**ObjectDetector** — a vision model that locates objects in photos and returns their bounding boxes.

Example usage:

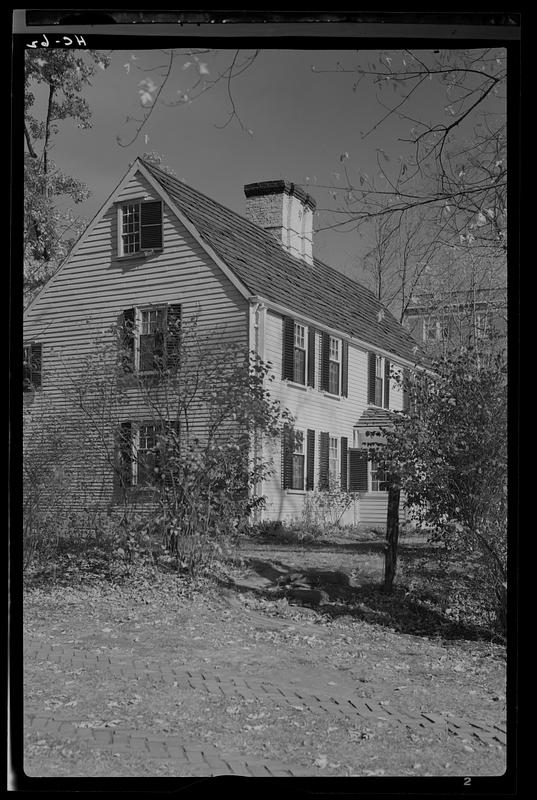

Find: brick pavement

[24,640,506,776]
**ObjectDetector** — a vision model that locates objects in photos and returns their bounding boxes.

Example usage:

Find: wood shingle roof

[142,159,423,365]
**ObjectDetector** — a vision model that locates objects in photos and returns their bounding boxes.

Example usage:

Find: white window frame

[290,429,306,490]
[329,436,339,488]
[134,305,167,373]
[370,459,389,492]
[328,336,341,395]
[374,355,385,407]
[293,322,307,385]
[117,199,162,258]
[132,423,161,487]
[423,318,447,342]
[475,312,490,339]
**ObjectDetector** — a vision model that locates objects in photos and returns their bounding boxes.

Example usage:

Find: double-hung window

[375,355,384,407]
[118,200,162,257]
[136,424,160,486]
[139,307,166,372]
[371,460,389,492]
[293,323,306,384]
[328,337,341,395]
[329,436,339,488]
[121,303,181,374]
[23,343,42,392]
[291,430,305,490]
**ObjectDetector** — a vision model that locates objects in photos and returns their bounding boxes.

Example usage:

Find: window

[328,337,340,394]
[139,307,166,372]
[329,436,339,488]
[423,318,448,342]
[375,355,384,407]
[291,430,305,490]
[121,303,181,374]
[23,343,42,392]
[119,200,162,256]
[135,424,161,486]
[293,323,306,384]
[368,352,390,409]
[371,460,389,492]
[475,313,490,339]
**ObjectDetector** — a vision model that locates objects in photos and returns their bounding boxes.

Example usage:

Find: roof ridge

[141,158,385,302]
[138,158,423,364]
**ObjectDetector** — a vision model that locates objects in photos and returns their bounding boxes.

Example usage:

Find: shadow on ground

[228,540,497,643]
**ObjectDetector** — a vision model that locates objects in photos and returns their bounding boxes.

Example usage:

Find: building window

[475,313,490,339]
[121,203,141,254]
[135,424,161,486]
[375,355,384,407]
[293,323,307,384]
[121,303,181,374]
[329,436,339,488]
[139,307,166,372]
[119,200,162,256]
[423,318,448,342]
[371,460,389,492]
[291,430,305,490]
[328,337,341,394]
[23,343,42,392]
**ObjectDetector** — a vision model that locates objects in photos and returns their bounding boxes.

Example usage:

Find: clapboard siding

[259,310,404,526]
[24,170,249,511]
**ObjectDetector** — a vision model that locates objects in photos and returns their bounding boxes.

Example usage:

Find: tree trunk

[383,478,401,593]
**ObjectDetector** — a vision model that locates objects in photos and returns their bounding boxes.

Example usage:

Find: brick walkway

[24,641,506,776]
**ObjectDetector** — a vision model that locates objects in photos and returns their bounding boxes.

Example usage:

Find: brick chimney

[244,180,316,265]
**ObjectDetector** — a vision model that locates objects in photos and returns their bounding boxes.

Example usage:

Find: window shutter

[384,359,391,409]
[307,328,316,387]
[341,340,349,397]
[367,352,376,404]
[281,428,293,490]
[348,449,368,492]
[166,303,182,369]
[121,308,136,372]
[282,317,295,381]
[402,368,410,412]
[340,436,348,491]
[118,422,133,487]
[319,431,330,490]
[306,429,315,490]
[320,332,330,392]
[140,201,163,250]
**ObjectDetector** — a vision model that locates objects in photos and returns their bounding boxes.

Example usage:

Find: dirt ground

[22,529,507,779]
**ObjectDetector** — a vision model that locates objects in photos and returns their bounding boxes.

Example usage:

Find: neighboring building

[23,158,423,526]
[403,286,507,358]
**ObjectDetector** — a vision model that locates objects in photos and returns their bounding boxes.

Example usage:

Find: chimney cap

[244,179,316,211]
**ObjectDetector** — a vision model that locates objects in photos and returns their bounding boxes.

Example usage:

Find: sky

[25,46,506,283]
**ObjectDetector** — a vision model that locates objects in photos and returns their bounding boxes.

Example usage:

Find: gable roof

[140,159,423,364]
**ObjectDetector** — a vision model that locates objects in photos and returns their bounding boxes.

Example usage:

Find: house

[403,287,507,357]
[23,157,423,527]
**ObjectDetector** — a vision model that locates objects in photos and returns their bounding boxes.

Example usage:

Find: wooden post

[383,476,401,593]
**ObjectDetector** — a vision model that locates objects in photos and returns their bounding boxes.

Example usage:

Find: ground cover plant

[23,526,506,779]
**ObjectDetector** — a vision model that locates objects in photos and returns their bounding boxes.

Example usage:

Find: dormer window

[118,200,162,257]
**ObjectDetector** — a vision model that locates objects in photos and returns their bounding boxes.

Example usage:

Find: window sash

[293,346,306,384]
[135,424,160,486]
[371,461,388,492]
[328,360,340,395]
[329,437,338,486]
[136,306,166,372]
[121,203,141,254]
[291,454,305,490]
